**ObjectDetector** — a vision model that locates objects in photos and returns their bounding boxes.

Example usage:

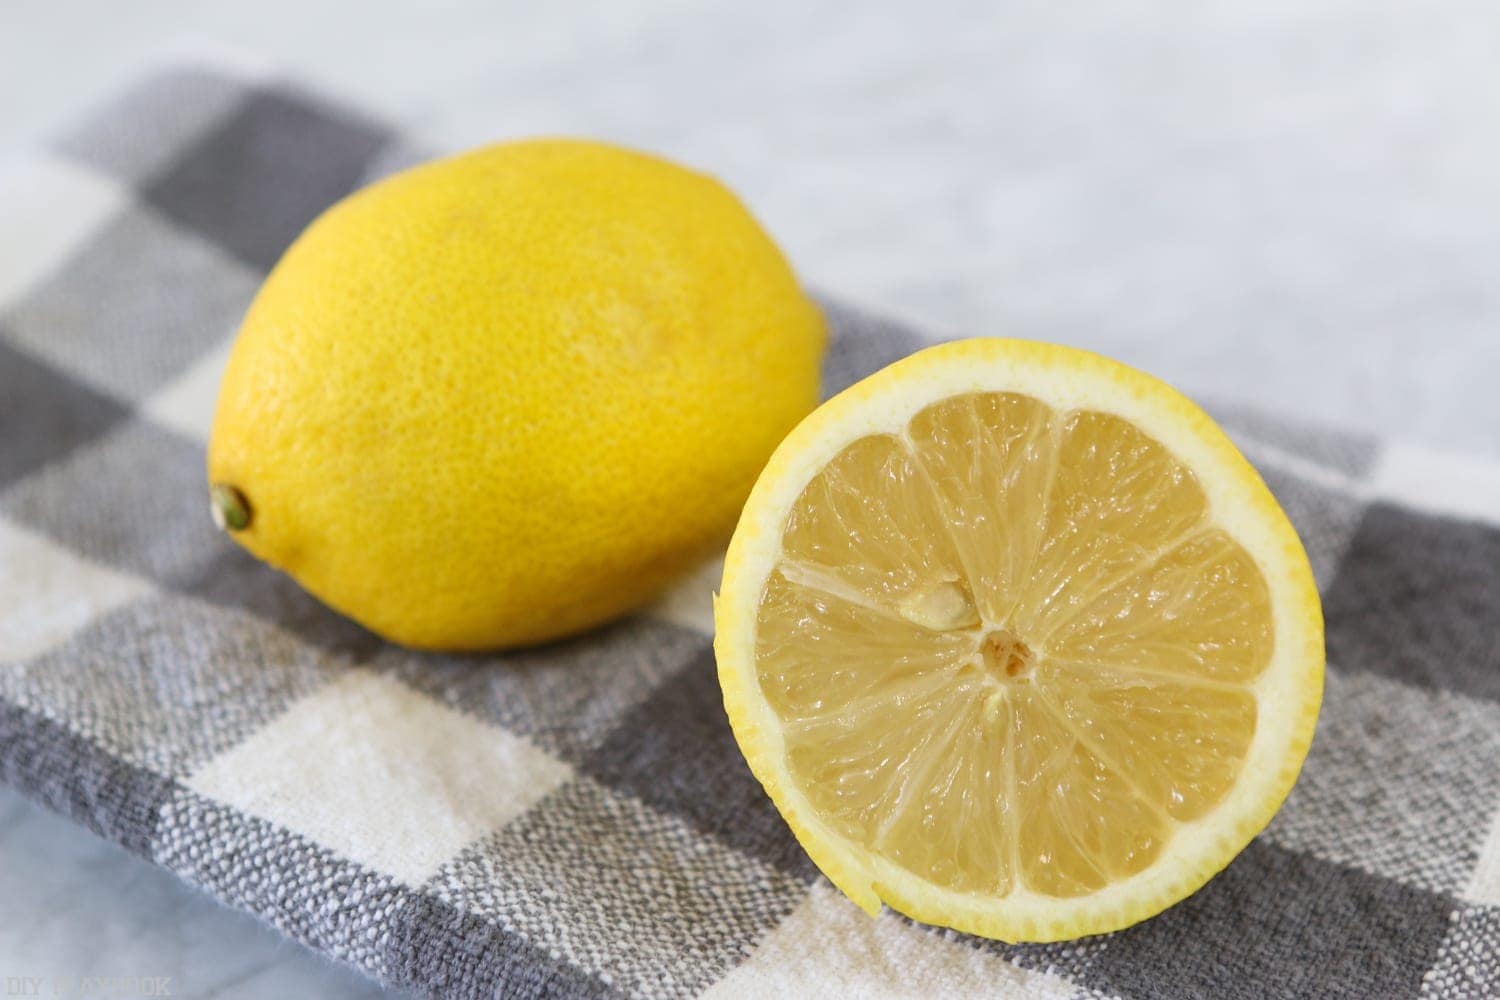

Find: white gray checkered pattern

[2,63,1499,999]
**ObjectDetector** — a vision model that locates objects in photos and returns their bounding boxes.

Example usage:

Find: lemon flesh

[715,339,1322,941]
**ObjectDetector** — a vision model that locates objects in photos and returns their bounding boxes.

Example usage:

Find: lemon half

[714,338,1323,941]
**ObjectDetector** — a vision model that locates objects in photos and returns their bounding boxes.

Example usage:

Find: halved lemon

[714,338,1323,942]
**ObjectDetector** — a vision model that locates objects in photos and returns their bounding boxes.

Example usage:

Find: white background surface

[2,1,1498,996]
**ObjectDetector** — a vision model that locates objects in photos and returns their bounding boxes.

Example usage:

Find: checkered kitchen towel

[2,64,1499,1000]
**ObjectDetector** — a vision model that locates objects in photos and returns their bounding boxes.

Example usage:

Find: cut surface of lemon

[714,338,1323,942]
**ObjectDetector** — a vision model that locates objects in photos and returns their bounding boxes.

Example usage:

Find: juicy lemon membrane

[715,339,1323,941]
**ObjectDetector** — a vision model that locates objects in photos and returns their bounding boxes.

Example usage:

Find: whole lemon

[208,139,826,650]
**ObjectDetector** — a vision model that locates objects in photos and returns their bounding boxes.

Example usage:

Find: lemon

[714,339,1323,941]
[209,139,825,650]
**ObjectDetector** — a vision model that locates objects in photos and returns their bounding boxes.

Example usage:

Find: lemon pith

[715,338,1324,942]
[208,138,825,650]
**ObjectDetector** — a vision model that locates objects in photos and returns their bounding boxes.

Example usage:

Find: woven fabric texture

[2,65,1499,999]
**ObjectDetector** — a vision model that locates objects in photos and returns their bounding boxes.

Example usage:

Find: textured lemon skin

[209,139,826,650]
[715,338,1324,942]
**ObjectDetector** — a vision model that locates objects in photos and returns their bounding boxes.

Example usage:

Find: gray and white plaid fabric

[2,64,1499,999]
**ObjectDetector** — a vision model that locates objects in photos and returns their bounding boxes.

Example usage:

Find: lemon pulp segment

[753,391,1273,900]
